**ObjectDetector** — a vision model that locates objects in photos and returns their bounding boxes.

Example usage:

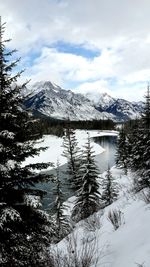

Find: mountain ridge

[24,81,143,122]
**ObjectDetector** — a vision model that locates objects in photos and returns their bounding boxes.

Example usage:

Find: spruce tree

[129,123,144,172]
[125,120,139,170]
[72,134,101,222]
[101,166,118,206]
[142,85,150,129]
[53,161,70,242]
[137,86,150,187]
[0,19,53,266]
[127,86,150,189]
[62,126,82,192]
[116,127,128,174]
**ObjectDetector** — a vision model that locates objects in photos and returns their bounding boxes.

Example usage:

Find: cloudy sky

[1,0,150,101]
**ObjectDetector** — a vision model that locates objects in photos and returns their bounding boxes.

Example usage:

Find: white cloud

[75,80,146,102]
[75,79,110,93]
[1,0,150,101]
[74,80,111,103]
[22,47,119,84]
[112,84,146,102]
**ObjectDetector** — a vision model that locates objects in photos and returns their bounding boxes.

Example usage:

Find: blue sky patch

[52,41,100,59]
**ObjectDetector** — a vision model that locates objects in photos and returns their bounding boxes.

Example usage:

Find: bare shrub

[50,232,98,267]
[84,213,102,232]
[107,209,124,230]
[131,171,149,194]
[140,188,150,204]
[135,262,145,267]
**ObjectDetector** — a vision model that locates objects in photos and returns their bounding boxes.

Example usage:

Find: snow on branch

[0,207,21,229]
[24,194,42,209]
[0,130,15,140]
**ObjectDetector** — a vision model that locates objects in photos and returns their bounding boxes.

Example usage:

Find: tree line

[116,86,150,190]
[29,116,115,138]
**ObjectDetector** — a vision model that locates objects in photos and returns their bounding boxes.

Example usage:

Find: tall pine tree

[53,160,70,242]
[0,19,53,266]
[123,86,150,189]
[72,134,101,222]
[101,166,118,206]
[62,126,82,192]
[116,126,128,174]
[137,86,150,187]
[142,85,150,129]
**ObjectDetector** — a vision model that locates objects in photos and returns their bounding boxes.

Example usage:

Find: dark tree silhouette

[0,18,53,266]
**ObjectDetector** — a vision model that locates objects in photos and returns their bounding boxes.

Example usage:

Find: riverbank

[23,129,118,211]
[23,130,118,170]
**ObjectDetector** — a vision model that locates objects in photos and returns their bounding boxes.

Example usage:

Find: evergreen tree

[62,126,82,192]
[53,161,70,242]
[0,19,53,266]
[142,85,150,129]
[137,86,150,187]
[128,123,144,172]
[101,166,118,206]
[126,86,150,189]
[125,119,139,170]
[116,127,128,174]
[72,134,101,222]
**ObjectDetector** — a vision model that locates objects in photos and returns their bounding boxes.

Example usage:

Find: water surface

[40,135,117,212]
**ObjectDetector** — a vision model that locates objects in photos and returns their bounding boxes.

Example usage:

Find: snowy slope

[22,131,150,266]
[54,167,150,267]
[24,81,115,121]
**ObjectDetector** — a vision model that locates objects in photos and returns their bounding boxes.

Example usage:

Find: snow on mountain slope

[90,94,143,121]
[24,81,143,122]
[83,90,143,121]
[105,98,143,121]
[98,92,116,109]
[24,81,115,121]
[86,91,116,109]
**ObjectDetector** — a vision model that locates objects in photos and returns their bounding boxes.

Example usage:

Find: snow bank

[54,167,150,267]
[23,130,117,170]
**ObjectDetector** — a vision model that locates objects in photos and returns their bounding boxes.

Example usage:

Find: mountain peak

[25,81,114,121]
[31,81,62,94]
[84,91,115,109]
[24,80,143,122]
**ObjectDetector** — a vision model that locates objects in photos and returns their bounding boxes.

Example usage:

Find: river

[93,135,117,173]
[40,134,117,212]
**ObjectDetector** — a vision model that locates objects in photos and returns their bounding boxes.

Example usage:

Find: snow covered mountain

[24,81,143,122]
[95,93,116,110]
[95,95,143,121]
[105,99,143,121]
[85,92,116,110]
[84,91,143,121]
[24,81,114,121]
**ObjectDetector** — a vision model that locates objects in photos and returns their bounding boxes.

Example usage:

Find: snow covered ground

[23,129,150,266]
[23,130,118,170]
[54,167,150,267]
